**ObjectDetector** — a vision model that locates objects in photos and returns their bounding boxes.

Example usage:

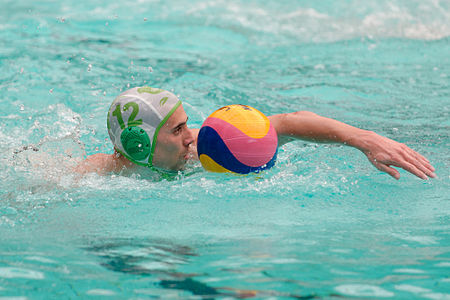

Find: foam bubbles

[335,284,394,297]
[86,289,116,296]
[394,268,426,274]
[391,233,438,245]
[0,267,44,279]
[185,0,449,42]
[395,284,431,294]
[25,256,57,264]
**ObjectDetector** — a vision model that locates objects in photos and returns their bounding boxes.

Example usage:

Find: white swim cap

[107,87,181,167]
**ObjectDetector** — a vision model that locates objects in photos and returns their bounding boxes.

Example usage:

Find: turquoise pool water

[1,0,449,298]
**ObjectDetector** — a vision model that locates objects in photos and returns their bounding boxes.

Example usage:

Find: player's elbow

[270,110,319,137]
[290,110,319,118]
[279,111,320,127]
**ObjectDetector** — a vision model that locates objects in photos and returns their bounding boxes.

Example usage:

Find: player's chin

[173,160,187,171]
[175,153,192,170]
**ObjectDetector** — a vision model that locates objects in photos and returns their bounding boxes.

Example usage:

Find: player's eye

[173,126,182,135]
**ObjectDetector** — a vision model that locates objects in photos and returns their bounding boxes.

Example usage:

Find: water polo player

[75,86,436,180]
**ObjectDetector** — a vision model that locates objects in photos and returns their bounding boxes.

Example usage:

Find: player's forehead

[164,105,188,128]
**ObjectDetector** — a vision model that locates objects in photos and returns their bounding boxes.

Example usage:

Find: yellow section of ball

[208,105,270,139]
[199,154,232,173]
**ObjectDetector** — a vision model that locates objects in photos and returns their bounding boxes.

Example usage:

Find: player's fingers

[413,160,436,178]
[374,162,400,180]
[412,150,430,163]
[400,143,428,161]
[401,144,434,171]
[409,150,435,173]
[401,150,436,178]
[390,160,428,180]
[416,160,436,178]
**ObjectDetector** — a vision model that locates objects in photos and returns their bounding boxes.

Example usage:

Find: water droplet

[49,88,53,94]
[127,83,130,88]
[131,75,135,81]
[103,91,106,96]
[87,64,92,72]
[81,57,85,61]
[19,104,25,111]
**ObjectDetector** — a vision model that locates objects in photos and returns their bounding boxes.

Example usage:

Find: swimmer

[75,87,436,180]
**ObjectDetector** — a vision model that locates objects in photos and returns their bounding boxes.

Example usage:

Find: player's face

[152,105,195,171]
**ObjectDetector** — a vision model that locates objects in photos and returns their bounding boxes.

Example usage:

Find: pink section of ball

[201,117,278,167]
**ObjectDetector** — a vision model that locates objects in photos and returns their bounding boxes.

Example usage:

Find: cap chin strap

[113,148,181,180]
[148,100,181,165]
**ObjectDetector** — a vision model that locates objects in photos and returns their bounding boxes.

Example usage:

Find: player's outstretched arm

[268,111,436,180]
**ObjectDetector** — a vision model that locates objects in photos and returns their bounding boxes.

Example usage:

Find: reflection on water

[85,238,321,299]
[86,238,225,298]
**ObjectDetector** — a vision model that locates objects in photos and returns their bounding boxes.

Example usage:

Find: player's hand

[361,133,436,180]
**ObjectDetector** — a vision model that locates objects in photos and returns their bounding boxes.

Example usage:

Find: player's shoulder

[74,153,116,175]
[89,153,113,161]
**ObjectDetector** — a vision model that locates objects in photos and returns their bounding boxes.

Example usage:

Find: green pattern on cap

[137,87,163,94]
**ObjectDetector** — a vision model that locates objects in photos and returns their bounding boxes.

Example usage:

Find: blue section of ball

[197,126,277,174]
